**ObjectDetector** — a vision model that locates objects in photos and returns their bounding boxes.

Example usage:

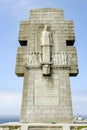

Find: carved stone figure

[41,25,53,75]
[41,25,52,46]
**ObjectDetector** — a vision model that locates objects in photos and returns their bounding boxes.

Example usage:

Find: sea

[0,117,20,124]
[0,115,87,124]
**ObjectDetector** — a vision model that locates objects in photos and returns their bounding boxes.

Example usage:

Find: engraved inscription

[35,74,59,105]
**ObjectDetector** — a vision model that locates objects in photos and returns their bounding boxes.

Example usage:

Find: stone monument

[15,8,78,123]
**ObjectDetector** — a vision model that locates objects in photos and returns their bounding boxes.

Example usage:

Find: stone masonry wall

[21,68,72,123]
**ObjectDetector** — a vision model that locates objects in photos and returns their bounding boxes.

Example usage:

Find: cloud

[0,0,54,16]
[0,90,87,117]
[0,91,22,116]
[72,95,87,102]
[12,1,29,15]
[0,1,29,16]
[0,0,10,4]
[72,94,87,115]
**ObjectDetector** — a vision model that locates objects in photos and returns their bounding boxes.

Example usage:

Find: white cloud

[0,0,48,16]
[0,0,20,5]
[0,90,87,117]
[72,94,87,115]
[0,91,22,117]
[0,0,29,16]
[72,95,87,102]
[12,1,29,14]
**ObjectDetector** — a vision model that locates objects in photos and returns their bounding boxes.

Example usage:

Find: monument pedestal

[0,122,87,130]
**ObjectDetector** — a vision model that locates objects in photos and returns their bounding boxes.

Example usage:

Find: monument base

[0,122,87,130]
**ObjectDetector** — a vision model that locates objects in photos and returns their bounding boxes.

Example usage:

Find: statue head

[44,25,49,31]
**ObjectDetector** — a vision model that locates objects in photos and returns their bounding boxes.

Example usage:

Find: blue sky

[0,0,87,118]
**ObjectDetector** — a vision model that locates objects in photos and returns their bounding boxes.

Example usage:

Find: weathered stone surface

[15,8,78,123]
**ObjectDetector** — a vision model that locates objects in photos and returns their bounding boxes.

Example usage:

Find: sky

[0,0,87,118]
